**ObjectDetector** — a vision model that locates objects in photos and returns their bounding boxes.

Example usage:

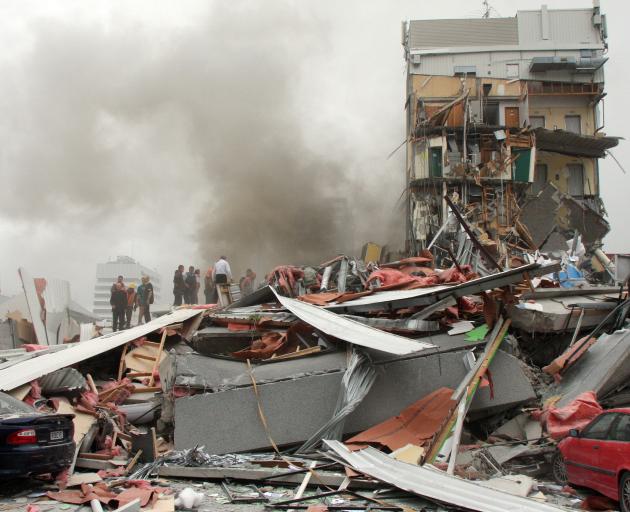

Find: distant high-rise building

[92,256,161,320]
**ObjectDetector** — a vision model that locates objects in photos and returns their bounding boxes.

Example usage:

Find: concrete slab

[161,351,348,391]
[553,328,630,407]
[173,349,535,453]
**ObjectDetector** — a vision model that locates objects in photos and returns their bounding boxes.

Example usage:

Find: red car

[554,408,630,511]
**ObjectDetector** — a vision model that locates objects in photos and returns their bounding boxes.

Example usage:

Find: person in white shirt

[212,256,232,285]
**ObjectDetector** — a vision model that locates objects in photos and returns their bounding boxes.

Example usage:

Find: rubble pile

[1,233,629,512]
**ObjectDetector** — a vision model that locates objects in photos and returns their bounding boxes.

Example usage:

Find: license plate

[50,430,63,441]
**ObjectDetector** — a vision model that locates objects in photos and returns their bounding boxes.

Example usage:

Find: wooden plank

[290,461,316,511]
[131,386,161,394]
[270,346,321,361]
[149,330,168,387]
[132,353,156,361]
[117,343,129,381]
[125,449,143,475]
[86,374,98,394]
[79,452,114,460]
[75,458,118,471]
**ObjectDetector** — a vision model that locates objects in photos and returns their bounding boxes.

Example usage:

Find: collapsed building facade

[402,4,619,277]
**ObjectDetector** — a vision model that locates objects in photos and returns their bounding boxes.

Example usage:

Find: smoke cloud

[0,2,402,284]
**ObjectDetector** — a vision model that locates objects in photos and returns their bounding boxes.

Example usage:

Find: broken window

[565,115,582,134]
[530,116,545,129]
[567,163,585,197]
[483,102,499,125]
[531,164,548,194]
[506,63,519,78]
[454,65,476,76]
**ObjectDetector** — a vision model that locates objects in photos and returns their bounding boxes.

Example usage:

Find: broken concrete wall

[161,350,348,392]
[552,328,630,407]
[173,349,535,453]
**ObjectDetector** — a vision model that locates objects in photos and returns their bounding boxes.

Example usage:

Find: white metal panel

[18,268,48,346]
[324,441,566,512]
[0,308,204,391]
[42,279,71,345]
[271,290,435,355]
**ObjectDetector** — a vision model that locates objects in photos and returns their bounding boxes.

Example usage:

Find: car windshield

[0,391,36,415]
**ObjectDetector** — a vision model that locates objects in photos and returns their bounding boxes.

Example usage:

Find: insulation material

[536,391,603,440]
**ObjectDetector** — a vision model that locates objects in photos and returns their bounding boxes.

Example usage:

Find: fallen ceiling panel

[271,289,434,355]
[324,441,566,512]
[0,308,204,391]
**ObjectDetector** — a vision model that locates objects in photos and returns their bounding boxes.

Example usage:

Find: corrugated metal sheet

[0,308,204,391]
[408,18,518,50]
[324,441,566,512]
[272,290,435,355]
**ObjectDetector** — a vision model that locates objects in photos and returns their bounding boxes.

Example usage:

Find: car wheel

[552,451,568,485]
[620,472,630,512]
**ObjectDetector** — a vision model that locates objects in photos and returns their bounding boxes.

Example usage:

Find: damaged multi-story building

[402,3,620,278]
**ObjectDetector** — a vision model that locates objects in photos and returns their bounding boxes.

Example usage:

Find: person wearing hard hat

[125,282,137,329]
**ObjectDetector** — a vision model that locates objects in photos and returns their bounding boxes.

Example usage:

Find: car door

[565,413,618,490]
[596,413,630,499]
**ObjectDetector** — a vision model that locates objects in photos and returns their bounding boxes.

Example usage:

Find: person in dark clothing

[136,276,154,324]
[204,267,216,304]
[111,275,124,294]
[125,283,137,328]
[173,265,185,306]
[184,266,196,304]
[110,282,127,331]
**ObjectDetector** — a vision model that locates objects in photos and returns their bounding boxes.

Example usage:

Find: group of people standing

[109,275,154,331]
[172,256,256,306]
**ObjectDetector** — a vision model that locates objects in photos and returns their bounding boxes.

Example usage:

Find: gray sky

[0,0,628,309]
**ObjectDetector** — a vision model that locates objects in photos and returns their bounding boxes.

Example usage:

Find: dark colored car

[554,408,630,511]
[0,391,75,478]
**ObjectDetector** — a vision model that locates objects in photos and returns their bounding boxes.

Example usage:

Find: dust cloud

[0,2,402,282]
